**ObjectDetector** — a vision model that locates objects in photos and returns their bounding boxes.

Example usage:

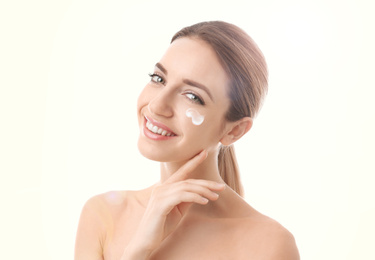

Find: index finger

[165,150,207,183]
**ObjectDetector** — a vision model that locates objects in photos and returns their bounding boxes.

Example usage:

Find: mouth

[144,116,177,137]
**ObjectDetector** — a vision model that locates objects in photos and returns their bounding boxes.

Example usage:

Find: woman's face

[137,37,232,162]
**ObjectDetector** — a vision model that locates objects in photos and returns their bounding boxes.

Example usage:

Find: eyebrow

[155,63,168,75]
[183,79,214,102]
[155,62,214,102]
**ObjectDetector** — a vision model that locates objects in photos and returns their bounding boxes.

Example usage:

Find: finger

[157,191,210,215]
[171,191,210,205]
[166,150,207,183]
[183,179,226,191]
[173,182,221,201]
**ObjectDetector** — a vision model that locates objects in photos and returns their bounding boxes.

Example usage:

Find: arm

[74,196,106,260]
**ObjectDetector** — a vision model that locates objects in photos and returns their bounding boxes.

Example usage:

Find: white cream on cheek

[186,108,204,125]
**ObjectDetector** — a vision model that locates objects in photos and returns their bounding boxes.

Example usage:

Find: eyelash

[147,73,205,105]
[185,92,205,105]
[148,73,165,85]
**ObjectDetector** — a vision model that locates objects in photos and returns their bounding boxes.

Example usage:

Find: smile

[145,118,176,137]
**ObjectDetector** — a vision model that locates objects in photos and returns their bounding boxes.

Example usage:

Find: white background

[1,0,374,259]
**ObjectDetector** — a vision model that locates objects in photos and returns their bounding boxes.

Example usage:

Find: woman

[75,21,299,260]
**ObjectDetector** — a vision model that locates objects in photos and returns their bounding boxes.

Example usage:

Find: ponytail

[218,144,244,197]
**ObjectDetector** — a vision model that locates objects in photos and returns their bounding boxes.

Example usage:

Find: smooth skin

[75,37,299,260]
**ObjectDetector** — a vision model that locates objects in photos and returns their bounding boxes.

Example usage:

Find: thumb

[165,150,207,183]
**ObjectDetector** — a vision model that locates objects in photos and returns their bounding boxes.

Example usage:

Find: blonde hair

[172,21,268,196]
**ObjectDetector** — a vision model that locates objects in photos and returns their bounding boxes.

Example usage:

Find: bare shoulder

[74,190,136,259]
[81,190,129,213]
[208,187,299,259]
[81,190,140,220]
[76,191,130,231]
[237,213,300,260]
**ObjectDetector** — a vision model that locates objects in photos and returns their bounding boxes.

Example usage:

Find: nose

[147,89,174,118]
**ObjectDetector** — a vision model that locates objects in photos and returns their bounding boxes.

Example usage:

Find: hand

[122,150,225,259]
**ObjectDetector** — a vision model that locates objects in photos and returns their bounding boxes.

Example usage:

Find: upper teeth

[146,120,175,136]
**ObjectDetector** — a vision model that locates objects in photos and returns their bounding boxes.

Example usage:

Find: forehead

[159,37,230,98]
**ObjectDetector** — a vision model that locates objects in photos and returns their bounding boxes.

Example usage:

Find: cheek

[203,114,227,140]
[180,107,203,130]
[183,110,222,142]
[176,108,201,140]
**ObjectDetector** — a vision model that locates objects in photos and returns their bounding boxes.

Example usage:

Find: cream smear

[185,108,204,125]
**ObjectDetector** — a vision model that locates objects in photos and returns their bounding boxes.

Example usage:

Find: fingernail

[216,183,226,188]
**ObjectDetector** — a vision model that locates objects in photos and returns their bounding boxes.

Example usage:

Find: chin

[137,139,172,162]
[137,139,200,163]
[138,146,166,162]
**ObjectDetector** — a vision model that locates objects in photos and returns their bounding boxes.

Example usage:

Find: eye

[148,73,165,84]
[185,92,205,105]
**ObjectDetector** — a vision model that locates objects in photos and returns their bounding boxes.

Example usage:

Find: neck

[157,149,250,219]
[159,150,224,184]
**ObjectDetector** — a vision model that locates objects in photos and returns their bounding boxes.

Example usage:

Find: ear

[220,117,253,146]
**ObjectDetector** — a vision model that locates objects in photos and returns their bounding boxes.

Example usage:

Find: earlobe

[220,117,253,146]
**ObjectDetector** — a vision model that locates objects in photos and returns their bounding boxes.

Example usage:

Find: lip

[143,115,177,140]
